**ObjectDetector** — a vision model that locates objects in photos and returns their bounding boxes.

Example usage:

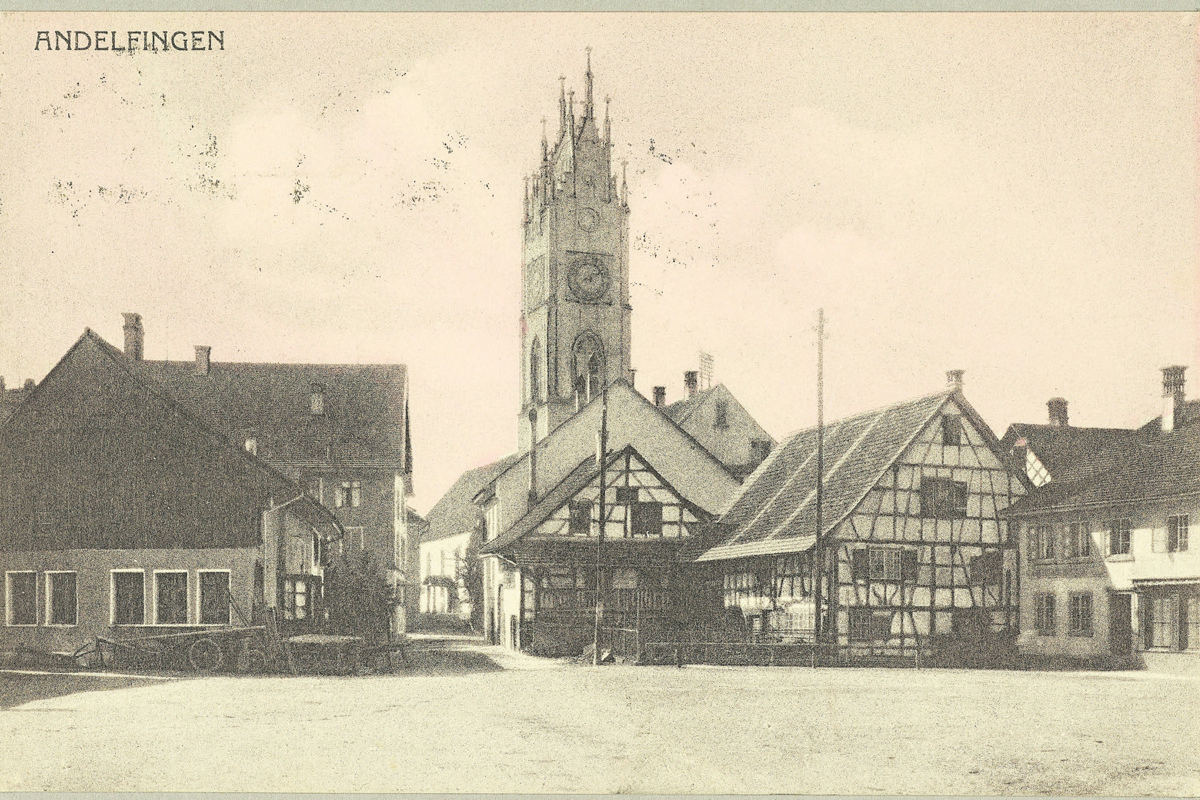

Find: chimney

[122,313,144,361]
[653,386,666,408]
[946,370,964,392]
[1161,365,1187,433]
[22,379,33,391]
[684,371,699,399]
[1047,397,1069,427]
[194,346,212,376]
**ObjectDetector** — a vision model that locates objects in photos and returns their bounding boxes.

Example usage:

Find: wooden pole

[813,309,827,646]
[593,387,609,666]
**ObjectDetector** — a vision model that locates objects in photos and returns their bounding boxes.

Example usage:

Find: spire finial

[604,94,611,146]
[541,116,548,162]
[585,47,594,118]
[558,75,567,133]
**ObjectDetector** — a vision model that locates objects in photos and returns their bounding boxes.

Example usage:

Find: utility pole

[813,309,827,645]
[592,386,609,666]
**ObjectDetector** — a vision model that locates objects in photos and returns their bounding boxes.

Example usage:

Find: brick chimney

[653,386,666,408]
[194,346,212,376]
[1047,397,1069,427]
[122,313,144,361]
[946,370,964,392]
[684,371,699,399]
[1161,365,1187,433]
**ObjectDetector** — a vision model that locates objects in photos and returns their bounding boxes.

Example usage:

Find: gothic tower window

[572,332,605,403]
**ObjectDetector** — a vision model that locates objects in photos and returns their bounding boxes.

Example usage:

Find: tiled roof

[999,423,1137,479]
[1004,421,1200,515]
[696,391,953,562]
[478,453,601,555]
[423,454,522,544]
[1138,399,1200,434]
[663,386,717,425]
[131,358,409,470]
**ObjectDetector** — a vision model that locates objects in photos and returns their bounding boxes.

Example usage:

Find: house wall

[420,532,469,614]
[482,555,523,647]
[1,547,258,653]
[1017,495,1200,661]
[675,386,774,475]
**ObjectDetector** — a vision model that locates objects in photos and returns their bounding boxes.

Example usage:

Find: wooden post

[593,387,609,666]
[813,308,827,646]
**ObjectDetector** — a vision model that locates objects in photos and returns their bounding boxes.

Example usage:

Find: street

[0,641,1196,794]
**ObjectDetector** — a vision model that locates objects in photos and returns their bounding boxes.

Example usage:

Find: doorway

[1110,592,1132,656]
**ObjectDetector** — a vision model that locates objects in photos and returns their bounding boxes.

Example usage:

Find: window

[1147,595,1177,648]
[723,571,757,609]
[1108,519,1131,556]
[424,551,432,577]
[630,501,663,538]
[244,437,257,456]
[6,571,37,626]
[336,481,361,509]
[611,568,638,590]
[970,551,1002,585]
[199,571,231,625]
[1068,593,1093,637]
[941,415,962,446]
[851,547,914,583]
[714,400,729,430]
[919,477,967,518]
[154,571,189,625]
[569,500,592,536]
[614,486,637,506]
[310,385,325,415]
[1186,596,1200,651]
[283,576,309,620]
[111,570,145,625]
[484,501,501,543]
[1169,515,1189,553]
[529,338,542,402]
[46,572,77,626]
[1034,593,1056,636]
[346,526,365,551]
[1032,524,1056,561]
[1066,522,1091,559]
[849,608,893,641]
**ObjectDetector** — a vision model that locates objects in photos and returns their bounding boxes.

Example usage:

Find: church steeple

[518,52,632,452]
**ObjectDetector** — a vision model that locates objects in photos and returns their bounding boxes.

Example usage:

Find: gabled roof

[423,454,522,544]
[479,452,600,555]
[1138,399,1200,434]
[1004,421,1200,515]
[663,386,719,426]
[5,329,344,537]
[999,422,1137,479]
[697,389,1013,562]
[130,358,409,471]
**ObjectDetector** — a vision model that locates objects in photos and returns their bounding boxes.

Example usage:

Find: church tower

[519,50,632,451]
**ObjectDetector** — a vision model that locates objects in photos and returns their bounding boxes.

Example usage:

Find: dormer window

[310,384,325,416]
[244,437,257,456]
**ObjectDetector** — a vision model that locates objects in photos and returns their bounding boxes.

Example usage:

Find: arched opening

[571,332,605,404]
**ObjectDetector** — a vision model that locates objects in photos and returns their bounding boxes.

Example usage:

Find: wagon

[87,626,271,673]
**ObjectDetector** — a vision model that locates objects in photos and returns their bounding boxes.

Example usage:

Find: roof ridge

[777,388,952,440]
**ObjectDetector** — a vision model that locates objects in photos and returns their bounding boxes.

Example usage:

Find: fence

[640,637,928,668]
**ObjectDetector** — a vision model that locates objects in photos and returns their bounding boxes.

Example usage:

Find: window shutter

[901,549,919,583]
[1153,526,1167,553]
[852,549,869,582]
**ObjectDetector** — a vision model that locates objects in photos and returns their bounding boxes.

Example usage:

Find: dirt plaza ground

[0,640,1197,795]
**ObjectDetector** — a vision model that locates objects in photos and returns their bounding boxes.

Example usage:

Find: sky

[0,13,1196,514]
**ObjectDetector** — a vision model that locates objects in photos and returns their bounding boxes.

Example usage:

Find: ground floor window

[849,607,893,641]
[1034,593,1056,636]
[282,575,320,621]
[1187,596,1200,651]
[723,571,758,609]
[46,571,77,626]
[6,571,37,626]
[154,571,189,625]
[1069,593,1093,637]
[111,571,145,625]
[200,571,231,624]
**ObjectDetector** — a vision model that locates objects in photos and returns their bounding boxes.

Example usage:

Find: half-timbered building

[695,371,1030,663]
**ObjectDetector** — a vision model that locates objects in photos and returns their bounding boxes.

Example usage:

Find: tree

[456,519,486,631]
[326,549,392,645]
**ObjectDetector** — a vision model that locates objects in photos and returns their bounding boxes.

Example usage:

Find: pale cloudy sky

[1,13,1195,513]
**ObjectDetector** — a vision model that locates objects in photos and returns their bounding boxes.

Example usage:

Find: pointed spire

[541,116,548,163]
[604,94,611,147]
[585,46,594,120]
[558,75,567,135]
[568,89,576,143]
[621,159,628,206]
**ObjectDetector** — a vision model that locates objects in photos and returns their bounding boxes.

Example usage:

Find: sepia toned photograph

[0,10,1196,794]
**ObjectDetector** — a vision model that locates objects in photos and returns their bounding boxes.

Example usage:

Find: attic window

[942,415,962,446]
[310,385,325,416]
[714,400,729,430]
[244,437,257,456]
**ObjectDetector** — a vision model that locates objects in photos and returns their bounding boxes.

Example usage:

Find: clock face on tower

[566,255,610,302]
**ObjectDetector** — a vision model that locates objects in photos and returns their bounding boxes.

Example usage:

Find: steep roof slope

[133,358,409,471]
[696,389,1012,562]
[999,422,1137,478]
[423,454,522,544]
[1004,421,1200,514]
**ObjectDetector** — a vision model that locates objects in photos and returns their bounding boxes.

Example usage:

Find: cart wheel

[188,638,223,672]
[237,648,268,674]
